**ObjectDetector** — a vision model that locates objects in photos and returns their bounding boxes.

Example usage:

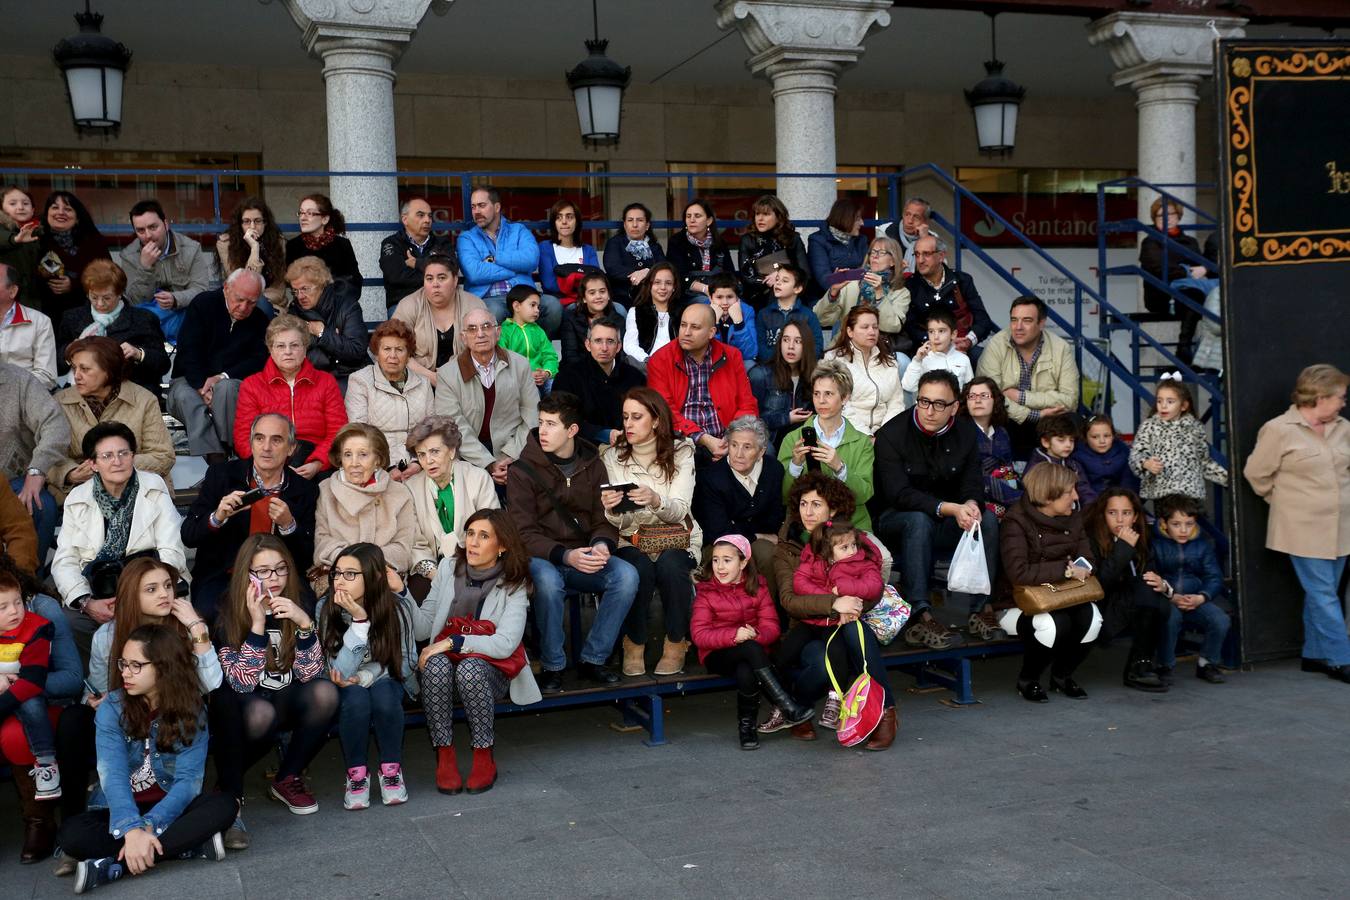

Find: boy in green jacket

[499,285,559,391]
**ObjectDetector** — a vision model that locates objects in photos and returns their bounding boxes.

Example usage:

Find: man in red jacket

[646,304,757,462]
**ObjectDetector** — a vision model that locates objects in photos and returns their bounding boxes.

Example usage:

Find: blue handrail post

[459,173,473,228]
[211,175,221,227]
[953,188,962,271]
[887,173,899,228]
[685,175,694,209]
[1074,283,1083,391]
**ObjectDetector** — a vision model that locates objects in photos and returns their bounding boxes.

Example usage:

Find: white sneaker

[343,767,371,810]
[31,761,61,800]
[379,763,408,805]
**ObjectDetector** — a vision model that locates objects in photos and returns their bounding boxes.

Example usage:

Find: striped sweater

[217,619,325,692]
[0,610,53,719]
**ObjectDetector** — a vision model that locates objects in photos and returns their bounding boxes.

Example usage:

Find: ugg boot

[653,638,688,676]
[865,706,898,751]
[466,747,497,794]
[621,636,646,677]
[753,668,813,725]
[737,691,761,750]
[14,767,56,863]
[435,746,462,795]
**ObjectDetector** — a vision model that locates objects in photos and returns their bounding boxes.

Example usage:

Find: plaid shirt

[682,350,723,440]
[1016,338,1044,423]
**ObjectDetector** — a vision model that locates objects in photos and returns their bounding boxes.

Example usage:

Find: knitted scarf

[51,229,77,255]
[625,238,653,263]
[92,471,139,564]
[449,561,503,619]
[87,300,124,337]
[686,230,713,270]
[828,226,852,244]
[859,271,892,305]
[302,227,337,251]
[85,384,119,420]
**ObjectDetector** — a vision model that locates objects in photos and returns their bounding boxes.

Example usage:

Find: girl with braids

[414,509,539,796]
[213,535,337,827]
[58,624,237,892]
[215,196,287,311]
[315,543,418,810]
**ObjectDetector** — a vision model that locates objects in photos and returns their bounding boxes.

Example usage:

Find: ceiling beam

[889,0,1350,29]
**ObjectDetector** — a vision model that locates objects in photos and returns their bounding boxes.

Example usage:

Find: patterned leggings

[422,655,509,749]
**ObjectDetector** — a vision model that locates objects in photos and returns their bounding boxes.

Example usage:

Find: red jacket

[234,358,348,469]
[792,534,884,625]
[646,339,758,440]
[0,610,53,720]
[690,576,780,664]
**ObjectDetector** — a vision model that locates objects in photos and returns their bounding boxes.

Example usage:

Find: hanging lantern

[53,0,132,130]
[565,1,630,145]
[964,14,1025,155]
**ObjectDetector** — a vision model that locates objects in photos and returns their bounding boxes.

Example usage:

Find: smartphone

[600,482,641,513]
[1070,557,1094,573]
[800,426,821,473]
[83,678,102,700]
[238,486,268,507]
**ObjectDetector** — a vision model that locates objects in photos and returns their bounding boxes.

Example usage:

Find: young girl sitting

[1073,414,1139,498]
[1147,494,1231,684]
[961,376,1022,518]
[1129,379,1229,501]
[788,520,884,730]
[498,285,559,391]
[316,543,418,811]
[59,625,237,893]
[690,535,812,750]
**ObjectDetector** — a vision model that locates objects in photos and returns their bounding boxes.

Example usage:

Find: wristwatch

[25,467,43,479]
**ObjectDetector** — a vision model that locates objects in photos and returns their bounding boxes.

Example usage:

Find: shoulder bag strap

[510,458,591,545]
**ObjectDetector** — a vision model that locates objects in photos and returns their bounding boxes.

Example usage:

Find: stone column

[1088,12,1245,222]
[282,0,441,317]
[716,0,891,227]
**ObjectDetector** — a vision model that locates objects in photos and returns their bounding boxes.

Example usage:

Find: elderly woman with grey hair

[406,415,500,571]
[692,414,788,591]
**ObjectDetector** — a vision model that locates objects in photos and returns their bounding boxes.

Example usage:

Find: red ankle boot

[465,747,497,794]
[435,746,462,795]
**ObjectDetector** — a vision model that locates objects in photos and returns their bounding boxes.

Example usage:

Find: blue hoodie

[1072,440,1139,498]
[755,299,824,365]
[456,217,540,297]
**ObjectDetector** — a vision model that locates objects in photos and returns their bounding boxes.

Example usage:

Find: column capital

[280,0,442,64]
[1088,11,1245,91]
[715,0,891,83]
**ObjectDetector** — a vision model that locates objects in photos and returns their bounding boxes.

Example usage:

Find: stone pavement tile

[660,844,946,900]
[442,834,684,899]
[919,840,1190,898]
[1107,830,1350,897]
[412,792,619,858]
[28,860,246,900]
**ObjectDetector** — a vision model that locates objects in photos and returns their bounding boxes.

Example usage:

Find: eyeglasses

[116,659,151,675]
[333,569,363,582]
[249,564,289,580]
[291,283,320,296]
[868,249,893,257]
[240,217,265,227]
[463,323,497,334]
[87,291,119,304]
[914,397,957,410]
[965,392,993,402]
[95,449,133,462]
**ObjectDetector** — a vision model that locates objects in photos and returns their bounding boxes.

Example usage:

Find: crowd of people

[0,183,1346,894]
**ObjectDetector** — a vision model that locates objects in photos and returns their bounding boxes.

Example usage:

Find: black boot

[1123,659,1168,692]
[753,668,813,725]
[737,691,760,750]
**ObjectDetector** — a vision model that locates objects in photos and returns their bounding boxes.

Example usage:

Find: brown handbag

[1013,576,1105,614]
[632,520,692,558]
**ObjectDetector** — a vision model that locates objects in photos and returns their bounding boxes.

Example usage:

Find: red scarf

[302,227,337,251]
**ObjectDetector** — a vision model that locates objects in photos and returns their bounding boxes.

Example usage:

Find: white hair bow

[1160,371,1183,382]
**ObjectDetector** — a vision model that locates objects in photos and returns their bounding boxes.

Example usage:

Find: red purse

[435,617,526,678]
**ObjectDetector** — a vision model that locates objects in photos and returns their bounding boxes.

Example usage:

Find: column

[282,0,440,318]
[716,0,891,226]
[1088,12,1245,222]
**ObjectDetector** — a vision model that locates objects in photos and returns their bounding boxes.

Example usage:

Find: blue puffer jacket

[92,692,209,840]
[1072,441,1139,498]
[456,218,540,297]
[1150,531,1227,608]
[807,230,869,289]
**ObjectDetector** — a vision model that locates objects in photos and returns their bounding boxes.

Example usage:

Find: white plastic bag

[946,522,992,595]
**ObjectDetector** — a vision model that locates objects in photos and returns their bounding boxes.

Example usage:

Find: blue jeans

[875,508,999,615]
[337,678,406,769]
[529,555,639,671]
[10,476,56,572]
[1158,601,1232,668]
[14,694,56,759]
[483,292,564,338]
[1290,554,1350,666]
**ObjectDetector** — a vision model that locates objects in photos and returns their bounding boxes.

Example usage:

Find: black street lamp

[965,14,1026,156]
[566,0,631,145]
[53,0,132,130]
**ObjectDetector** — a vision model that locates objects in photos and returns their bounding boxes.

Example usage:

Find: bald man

[646,303,758,460]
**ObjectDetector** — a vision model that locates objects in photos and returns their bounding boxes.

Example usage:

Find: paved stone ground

[4,646,1348,899]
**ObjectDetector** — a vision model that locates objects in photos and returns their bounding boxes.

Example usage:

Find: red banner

[958,192,1135,249]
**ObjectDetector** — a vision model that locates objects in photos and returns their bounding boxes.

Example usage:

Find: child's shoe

[31,761,61,800]
[379,763,408,805]
[343,767,371,810]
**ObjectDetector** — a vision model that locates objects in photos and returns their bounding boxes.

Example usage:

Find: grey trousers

[167,376,241,456]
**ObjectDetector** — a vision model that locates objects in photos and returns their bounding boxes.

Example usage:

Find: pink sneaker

[343,767,370,810]
[378,763,408,806]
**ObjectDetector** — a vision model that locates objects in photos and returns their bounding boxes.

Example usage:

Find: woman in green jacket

[778,359,875,531]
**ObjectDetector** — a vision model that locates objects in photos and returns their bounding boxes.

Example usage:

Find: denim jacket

[91,691,209,839]
[314,591,420,697]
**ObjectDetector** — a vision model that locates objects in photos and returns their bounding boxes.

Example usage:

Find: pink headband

[714,534,752,560]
